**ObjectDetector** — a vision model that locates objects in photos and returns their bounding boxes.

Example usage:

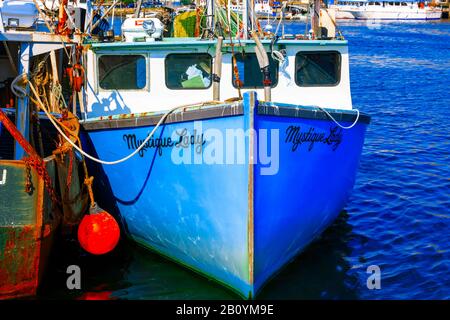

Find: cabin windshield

[295,51,341,86]
[98,55,146,90]
[165,53,212,89]
[232,53,279,89]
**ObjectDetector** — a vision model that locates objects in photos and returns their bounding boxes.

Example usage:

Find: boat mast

[227,0,231,27]
[243,0,248,39]
[249,0,255,31]
[206,0,215,33]
[312,0,321,39]
[236,0,240,38]
[134,0,143,18]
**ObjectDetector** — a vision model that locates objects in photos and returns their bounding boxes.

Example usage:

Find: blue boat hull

[81,92,370,298]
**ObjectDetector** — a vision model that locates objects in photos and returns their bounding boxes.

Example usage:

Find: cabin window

[98,55,147,90]
[165,53,212,89]
[231,53,279,89]
[295,51,341,87]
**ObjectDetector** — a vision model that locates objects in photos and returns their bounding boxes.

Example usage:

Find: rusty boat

[0,1,89,298]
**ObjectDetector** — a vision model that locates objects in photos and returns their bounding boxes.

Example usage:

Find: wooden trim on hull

[257,103,371,124]
[81,104,244,131]
[245,93,256,299]
[81,103,370,132]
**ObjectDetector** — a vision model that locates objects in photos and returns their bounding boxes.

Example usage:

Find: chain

[24,156,60,206]
[25,161,33,194]
[66,148,73,190]
[228,32,243,99]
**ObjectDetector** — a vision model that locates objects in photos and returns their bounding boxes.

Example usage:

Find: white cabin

[83,39,352,120]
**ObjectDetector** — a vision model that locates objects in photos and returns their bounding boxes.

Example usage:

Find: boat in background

[348,0,442,20]
[330,0,443,20]
[228,0,273,16]
[330,0,364,19]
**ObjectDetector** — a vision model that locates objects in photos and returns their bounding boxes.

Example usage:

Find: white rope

[270,39,291,85]
[274,2,287,36]
[271,49,285,63]
[264,100,360,129]
[51,83,68,110]
[11,73,27,98]
[28,79,206,165]
[317,106,361,130]
[276,51,292,85]
[42,104,193,165]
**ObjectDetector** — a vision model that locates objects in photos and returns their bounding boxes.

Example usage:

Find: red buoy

[78,204,120,255]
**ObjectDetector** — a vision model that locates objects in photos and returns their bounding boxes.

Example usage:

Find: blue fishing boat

[67,0,371,298]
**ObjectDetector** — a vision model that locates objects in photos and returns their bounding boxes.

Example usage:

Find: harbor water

[39,20,450,300]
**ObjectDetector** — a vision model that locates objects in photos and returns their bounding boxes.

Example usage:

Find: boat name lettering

[174,128,206,154]
[123,134,174,157]
[285,125,343,151]
[123,129,206,157]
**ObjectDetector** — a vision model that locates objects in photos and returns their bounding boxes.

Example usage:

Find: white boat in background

[255,0,273,15]
[348,0,442,20]
[228,0,277,17]
[330,0,364,19]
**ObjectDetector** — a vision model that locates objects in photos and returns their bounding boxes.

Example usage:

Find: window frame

[231,52,279,89]
[164,53,213,90]
[294,50,342,88]
[96,53,149,92]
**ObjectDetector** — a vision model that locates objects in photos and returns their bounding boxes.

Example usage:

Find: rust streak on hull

[0,225,39,299]
[0,159,60,300]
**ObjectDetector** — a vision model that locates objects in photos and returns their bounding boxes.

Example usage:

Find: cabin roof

[88,38,348,52]
[0,30,70,43]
